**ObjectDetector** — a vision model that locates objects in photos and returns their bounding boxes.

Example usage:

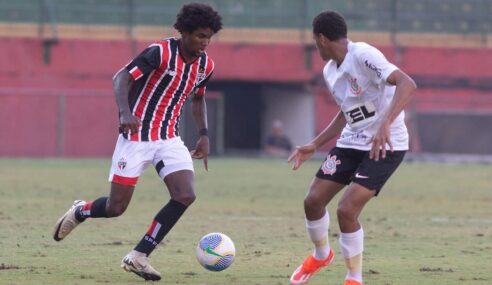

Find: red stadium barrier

[1,38,491,88]
[0,91,118,157]
[0,93,59,156]
[1,37,490,156]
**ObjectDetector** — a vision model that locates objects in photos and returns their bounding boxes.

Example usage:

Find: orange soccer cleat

[290,249,335,285]
[344,279,363,285]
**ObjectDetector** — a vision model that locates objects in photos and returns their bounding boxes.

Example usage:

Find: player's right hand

[287,143,317,170]
[119,112,140,135]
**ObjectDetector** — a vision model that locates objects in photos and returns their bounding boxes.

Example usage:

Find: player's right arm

[113,43,164,135]
[113,69,139,135]
[288,110,346,170]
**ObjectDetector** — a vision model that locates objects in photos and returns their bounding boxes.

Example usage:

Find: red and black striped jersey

[123,37,214,141]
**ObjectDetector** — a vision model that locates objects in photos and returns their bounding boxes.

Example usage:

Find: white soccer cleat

[53,200,86,241]
[121,250,162,281]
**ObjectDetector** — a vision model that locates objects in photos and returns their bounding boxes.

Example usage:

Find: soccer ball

[196,232,235,271]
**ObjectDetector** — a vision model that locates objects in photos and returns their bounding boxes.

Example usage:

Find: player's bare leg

[290,178,344,285]
[164,170,196,207]
[53,183,134,241]
[105,183,135,217]
[304,178,345,220]
[337,183,375,285]
[123,170,195,281]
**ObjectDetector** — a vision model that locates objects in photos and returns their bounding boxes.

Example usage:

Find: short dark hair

[312,10,347,41]
[174,3,223,34]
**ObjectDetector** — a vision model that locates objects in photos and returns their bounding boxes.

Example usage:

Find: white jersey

[323,41,409,151]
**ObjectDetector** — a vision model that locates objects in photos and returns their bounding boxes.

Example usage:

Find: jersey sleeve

[194,71,214,97]
[194,56,215,97]
[125,44,164,80]
[357,46,398,85]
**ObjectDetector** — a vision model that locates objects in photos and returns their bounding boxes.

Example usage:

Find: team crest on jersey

[118,157,127,170]
[321,154,341,175]
[349,77,362,95]
[197,67,206,82]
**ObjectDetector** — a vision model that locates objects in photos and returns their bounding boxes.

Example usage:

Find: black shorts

[315,147,406,195]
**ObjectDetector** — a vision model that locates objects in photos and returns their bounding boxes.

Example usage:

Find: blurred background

[1,0,491,160]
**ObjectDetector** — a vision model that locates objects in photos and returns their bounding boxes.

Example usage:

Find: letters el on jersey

[345,102,376,126]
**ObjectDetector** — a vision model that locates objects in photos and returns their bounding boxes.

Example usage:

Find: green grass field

[0,158,491,285]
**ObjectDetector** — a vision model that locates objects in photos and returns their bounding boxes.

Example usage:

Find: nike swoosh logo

[205,246,223,258]
[53,216,66,241]
[355,173,369,179]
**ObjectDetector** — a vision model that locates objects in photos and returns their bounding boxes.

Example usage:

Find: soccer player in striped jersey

[288,11,416,285]
[53,3,222,281]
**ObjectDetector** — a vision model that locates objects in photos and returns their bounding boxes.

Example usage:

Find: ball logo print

[196,233,235,271]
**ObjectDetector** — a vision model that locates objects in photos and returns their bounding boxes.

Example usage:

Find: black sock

[75,197,109,221]
[134,199,188,256]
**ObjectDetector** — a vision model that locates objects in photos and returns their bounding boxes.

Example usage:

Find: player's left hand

[191,135,209,171]
[369,122,393,161]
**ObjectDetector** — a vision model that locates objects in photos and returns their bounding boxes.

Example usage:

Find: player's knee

[304,193,323,212]
[337,203,358,222]
[106,203,127,217]
[172,191,196,206]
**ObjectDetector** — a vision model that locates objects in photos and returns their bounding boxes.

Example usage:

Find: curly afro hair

[174,3,223,34]
[312,10,347,41]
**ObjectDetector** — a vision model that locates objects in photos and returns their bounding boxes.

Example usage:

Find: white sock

[306,211,331,260]
[339,228,364,283]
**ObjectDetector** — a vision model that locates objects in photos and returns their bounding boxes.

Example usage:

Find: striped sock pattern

[75,197,109,221]
[134,199,188,256]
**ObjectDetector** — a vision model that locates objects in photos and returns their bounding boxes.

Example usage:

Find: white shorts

[108,134,194,186]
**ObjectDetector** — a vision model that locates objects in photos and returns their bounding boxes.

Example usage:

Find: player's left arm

[370,69,417,161]
[190,72,213,171]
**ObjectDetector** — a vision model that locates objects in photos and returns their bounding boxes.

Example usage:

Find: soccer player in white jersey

[288,10,416,285]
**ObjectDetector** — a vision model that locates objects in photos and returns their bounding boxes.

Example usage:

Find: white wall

[261,85,315,148]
